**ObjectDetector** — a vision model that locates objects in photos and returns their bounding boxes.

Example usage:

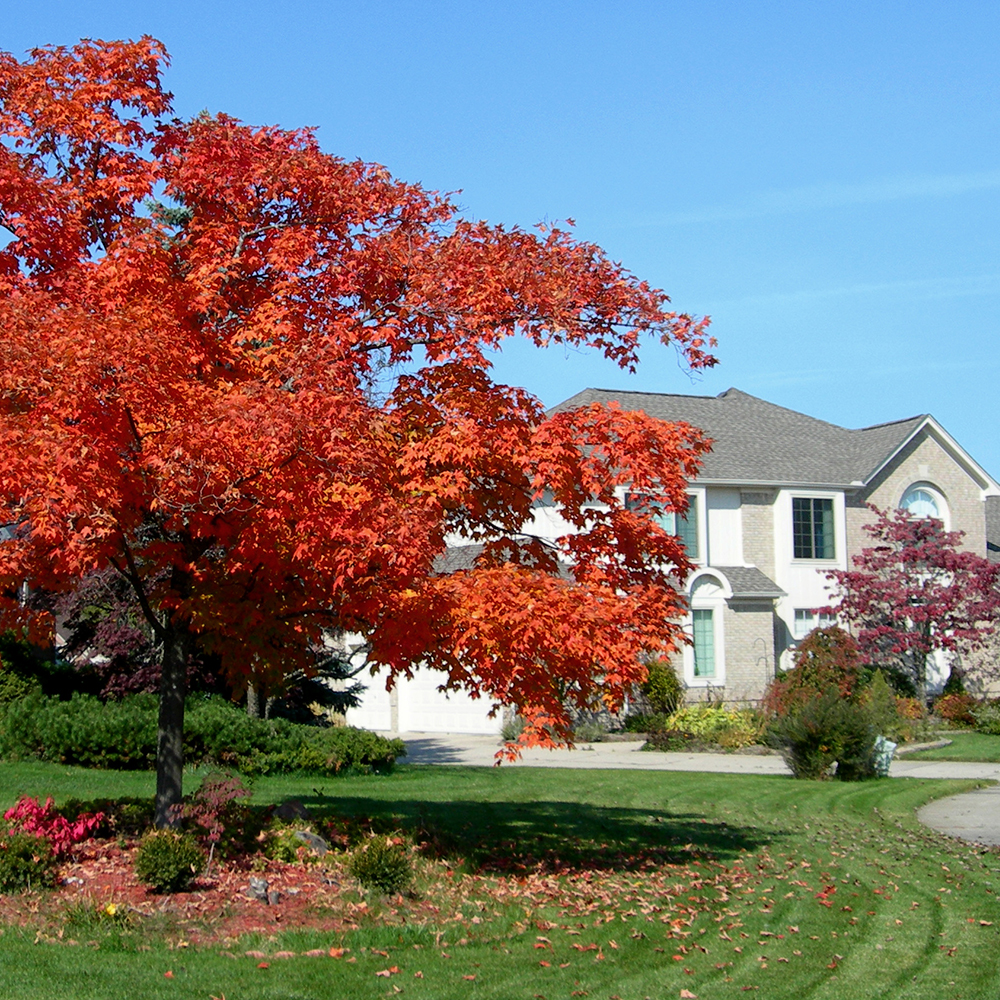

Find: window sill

[687,676,723,687]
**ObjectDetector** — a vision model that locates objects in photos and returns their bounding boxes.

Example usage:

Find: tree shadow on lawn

[296,793,776,875]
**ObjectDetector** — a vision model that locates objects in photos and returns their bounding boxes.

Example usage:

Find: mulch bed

[0,840,365,945]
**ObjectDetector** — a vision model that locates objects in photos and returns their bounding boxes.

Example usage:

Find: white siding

[706,488,743,565]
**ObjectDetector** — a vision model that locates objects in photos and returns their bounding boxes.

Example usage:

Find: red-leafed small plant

[895,697,926,720]
[934,693,977,727]
[762,626,862,719]
[3,796,104,856]
[172,773,251,872]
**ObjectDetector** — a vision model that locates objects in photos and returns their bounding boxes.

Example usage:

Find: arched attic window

[900,483,949,527]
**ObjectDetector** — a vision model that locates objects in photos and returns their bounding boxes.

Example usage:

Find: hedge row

[0,693,405,775]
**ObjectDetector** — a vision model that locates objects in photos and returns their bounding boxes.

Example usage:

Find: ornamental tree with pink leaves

[827,506,1000,702]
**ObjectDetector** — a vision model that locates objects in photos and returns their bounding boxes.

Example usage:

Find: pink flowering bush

[4,796,104,856]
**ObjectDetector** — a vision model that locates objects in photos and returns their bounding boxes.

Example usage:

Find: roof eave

[692,478,860,491]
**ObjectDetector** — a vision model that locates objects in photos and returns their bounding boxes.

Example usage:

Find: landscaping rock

[294,830,329,856]
[274,799,311,821]
[247,876,269,902]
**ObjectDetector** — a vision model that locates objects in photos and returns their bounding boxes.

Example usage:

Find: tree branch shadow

[299,791,776,875]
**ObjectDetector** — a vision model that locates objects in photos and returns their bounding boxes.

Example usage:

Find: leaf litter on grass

[6,773,1000,999]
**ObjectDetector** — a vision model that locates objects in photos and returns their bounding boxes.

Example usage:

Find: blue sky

[6,1,1000,476]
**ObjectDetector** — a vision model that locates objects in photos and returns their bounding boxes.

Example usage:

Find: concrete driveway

[397,733,1000,846]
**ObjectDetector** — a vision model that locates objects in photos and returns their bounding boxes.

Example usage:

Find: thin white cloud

[719,272,1000,309]
[632,169,1000,228]
[748,356,996,389]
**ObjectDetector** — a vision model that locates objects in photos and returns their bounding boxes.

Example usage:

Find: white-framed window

[684,573,727,686]
[626,490,702,561]
[793,608,836,640]
[900,483,948,526]
[692,608,716,677]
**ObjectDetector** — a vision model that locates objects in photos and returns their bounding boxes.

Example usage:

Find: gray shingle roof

[432,543,572,579]
[549,387,927,487]
[711,566,786,599]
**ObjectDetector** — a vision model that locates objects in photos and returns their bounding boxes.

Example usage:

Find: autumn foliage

[761,626,862,718]
[827,507,1000,701]
[0,39,714,819]
[3,796,104,856]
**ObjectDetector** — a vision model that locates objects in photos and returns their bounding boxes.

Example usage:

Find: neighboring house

[346,387,1000,733]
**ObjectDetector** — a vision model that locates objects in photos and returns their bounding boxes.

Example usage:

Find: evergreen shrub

[0,693,405,774]
[767,689,878,780]
[297,726,406,774]
[623,712,670,733]
[134,831,204,893]
[640,729,698,752]
[0,832,56,891]
[348,835,412,895]
[641,658,685,716]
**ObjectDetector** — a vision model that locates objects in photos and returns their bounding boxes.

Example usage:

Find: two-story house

[346,387,1000,733]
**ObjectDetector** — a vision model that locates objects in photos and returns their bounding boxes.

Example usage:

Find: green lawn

[1,762,999,999]
[906,731,1000,762]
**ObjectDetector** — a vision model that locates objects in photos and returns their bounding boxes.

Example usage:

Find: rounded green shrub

[0,832,56,891]
[641,658,684,716]
[348,835,412,895]
[134,830,204,893]
[973,700,1000,735]
[767,689,878,780]
[624,711,670,733]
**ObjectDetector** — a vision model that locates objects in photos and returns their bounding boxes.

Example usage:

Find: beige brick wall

[847,429,987,558]
[677,600,777,706]
[740,490,776,578]
[721,601,777,703]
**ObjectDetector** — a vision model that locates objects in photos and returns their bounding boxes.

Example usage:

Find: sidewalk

[396,732,1000,846]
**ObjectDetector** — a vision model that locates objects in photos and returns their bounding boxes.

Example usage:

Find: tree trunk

[247,683,261,718]
[154,623,190,828]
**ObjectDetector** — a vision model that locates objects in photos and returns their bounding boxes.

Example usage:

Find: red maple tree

[827,506,1000,702]
[0,38,715,824]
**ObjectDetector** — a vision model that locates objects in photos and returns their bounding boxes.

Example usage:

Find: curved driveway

[398,733,1000,846]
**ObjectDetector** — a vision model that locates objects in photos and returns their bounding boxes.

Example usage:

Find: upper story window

[626,492,700,560]
[792,497,835,560]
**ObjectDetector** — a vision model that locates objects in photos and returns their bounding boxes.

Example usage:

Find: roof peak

[856,414,928,432]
